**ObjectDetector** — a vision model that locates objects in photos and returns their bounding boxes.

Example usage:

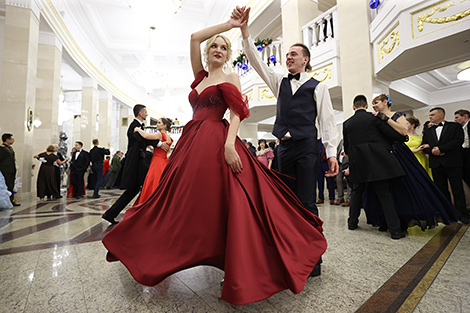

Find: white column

[80,77,98,150]
[98,90,112,148]
[337,0,374,119]
[0,1,40,199]
[281,0,319,54]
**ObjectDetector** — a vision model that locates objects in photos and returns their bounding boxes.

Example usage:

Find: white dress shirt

[463,121,469,148]
[435,121,445,141]
[243,35,339,158]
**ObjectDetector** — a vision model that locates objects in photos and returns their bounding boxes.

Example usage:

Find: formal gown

[36,152,60,199]
[102,70,327,305]
[256,148,274,168]
[405,135,433,180]
[364,112,459,230]
[134,132,173,205]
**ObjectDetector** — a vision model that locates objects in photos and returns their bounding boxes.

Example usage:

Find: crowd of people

[0,4,469,306]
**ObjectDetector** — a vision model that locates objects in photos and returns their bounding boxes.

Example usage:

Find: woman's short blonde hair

[203,34,232,65]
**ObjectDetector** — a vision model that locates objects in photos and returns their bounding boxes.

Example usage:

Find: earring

[302,61,306,65]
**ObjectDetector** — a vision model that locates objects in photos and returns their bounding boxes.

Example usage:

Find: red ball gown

[102,70,327,305]
[134,132,173,205]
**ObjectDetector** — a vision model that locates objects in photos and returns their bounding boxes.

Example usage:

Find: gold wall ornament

[259,88,275,101]
[310,68,332,82]
[245,89,253,102]
[309,63,333,82]
[377,23,400,64]
[27,107,33,131]
[417,2,470,32]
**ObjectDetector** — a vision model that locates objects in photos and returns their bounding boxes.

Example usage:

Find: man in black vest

[422,107,468,224]
[89,139,110,198]
[102,104,165,224]
[238,7,339,276]
[239,9,339,217]
[343,95,407,239]
[70,141,90,199]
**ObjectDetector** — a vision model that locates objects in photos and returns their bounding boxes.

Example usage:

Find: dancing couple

[103,6,338,305]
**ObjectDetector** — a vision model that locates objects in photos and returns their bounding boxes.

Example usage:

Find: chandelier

[131,26,166,93]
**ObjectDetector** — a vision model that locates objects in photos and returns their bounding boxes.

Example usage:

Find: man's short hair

[454,109,470,118]
[133,104,146,117]
[430,107,445,116]
[75,141,83,147]
[290,43,312,71]
[92,139,99,145]
[353,95,368,108]
[2,133,13,143]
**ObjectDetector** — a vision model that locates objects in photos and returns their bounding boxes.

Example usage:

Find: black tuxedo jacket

[422,121,464,168]
[343,109,407,183]
[120,119,159,189]
[71,150,90,173]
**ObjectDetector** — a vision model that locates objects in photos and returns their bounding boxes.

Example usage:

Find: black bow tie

[288,73,300,81]
[436,123,444,127]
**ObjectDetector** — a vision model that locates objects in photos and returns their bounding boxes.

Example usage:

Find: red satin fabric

[135,133,173,205]
[102,70,327,305]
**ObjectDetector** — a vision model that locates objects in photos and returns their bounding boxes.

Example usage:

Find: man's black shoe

[391,231,406,240]
[102,213,119,224]
[92,195,101,199]
[348,224,358,230]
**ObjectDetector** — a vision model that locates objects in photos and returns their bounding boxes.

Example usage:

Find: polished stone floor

[0,189,468,312]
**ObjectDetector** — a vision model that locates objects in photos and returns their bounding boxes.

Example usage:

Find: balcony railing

[233,40,283,77]
[302,6,338,51]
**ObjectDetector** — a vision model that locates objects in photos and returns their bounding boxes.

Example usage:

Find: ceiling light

[457,68,470,81]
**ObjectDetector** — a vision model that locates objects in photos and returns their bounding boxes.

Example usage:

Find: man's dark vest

[272,77,320,140]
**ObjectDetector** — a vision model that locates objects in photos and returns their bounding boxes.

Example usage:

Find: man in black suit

[422,107,468,224]
[70,141,90,199]
[102,104,166,224]
[89,139,110,198]
[343,95,408,239]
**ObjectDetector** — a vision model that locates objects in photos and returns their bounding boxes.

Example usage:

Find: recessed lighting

[457,68,470,81]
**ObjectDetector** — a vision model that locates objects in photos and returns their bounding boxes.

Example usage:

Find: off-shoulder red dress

[102,70,327,305]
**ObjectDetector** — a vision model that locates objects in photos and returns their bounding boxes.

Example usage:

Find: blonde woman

[103,10,326,305]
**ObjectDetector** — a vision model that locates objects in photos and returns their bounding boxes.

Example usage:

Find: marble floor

[0,189,468,313]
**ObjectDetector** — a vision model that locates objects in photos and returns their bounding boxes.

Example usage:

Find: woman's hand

[134,127,139,133]
[225,144,242,174]
[229,6,250,28]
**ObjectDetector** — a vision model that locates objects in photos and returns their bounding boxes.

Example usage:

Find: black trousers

[462,148,470,188]
[432,166,468,218]
[104,185,140,219]
[55,167,61,194]
[71,170,86,197]
[349,179,401,234]
[91,163,103,196]
[278,138,320,216]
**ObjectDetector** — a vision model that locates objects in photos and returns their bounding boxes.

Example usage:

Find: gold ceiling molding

[258,87,275,101]
[411,0,470,39]
[377,23,400,64]
[39,0,163,117]
[309,63,333,82]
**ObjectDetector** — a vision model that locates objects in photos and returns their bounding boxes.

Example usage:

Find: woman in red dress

[133,118,173,205]
[102,12,327,305]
